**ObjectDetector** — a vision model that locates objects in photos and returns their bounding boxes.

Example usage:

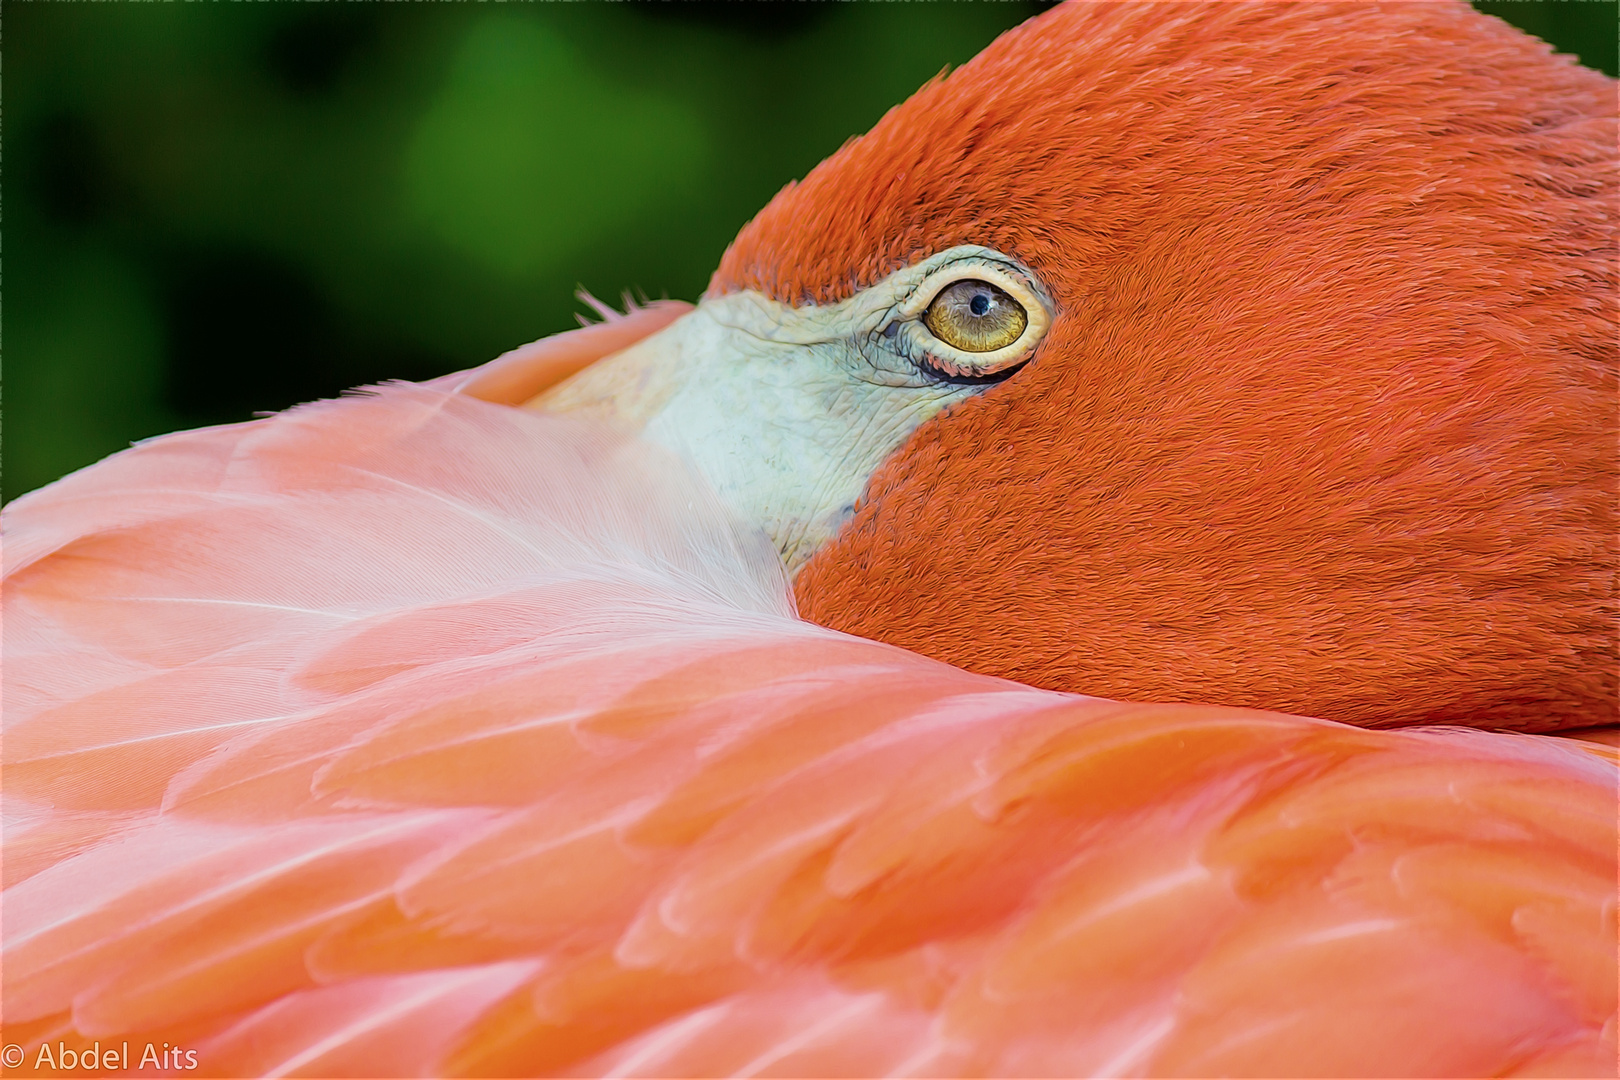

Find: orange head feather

[712,1,1617,730]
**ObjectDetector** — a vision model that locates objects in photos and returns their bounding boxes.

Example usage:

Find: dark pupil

[969,292,991,317]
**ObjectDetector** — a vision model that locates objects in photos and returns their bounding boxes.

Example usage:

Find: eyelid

[896,258,1053,378]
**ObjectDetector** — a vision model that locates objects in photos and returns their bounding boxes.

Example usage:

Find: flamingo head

[526,1,1617,731]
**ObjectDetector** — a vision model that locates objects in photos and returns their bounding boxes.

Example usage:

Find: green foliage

[405,16,710,277]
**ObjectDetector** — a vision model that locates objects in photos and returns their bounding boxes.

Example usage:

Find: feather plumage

[4,386,1613,1075]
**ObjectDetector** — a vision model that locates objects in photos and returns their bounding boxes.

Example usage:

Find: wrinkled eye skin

[861,247,1054,385]
[923,279,1028,353]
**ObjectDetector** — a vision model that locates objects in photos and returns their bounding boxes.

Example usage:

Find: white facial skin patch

[529,246,1054,574]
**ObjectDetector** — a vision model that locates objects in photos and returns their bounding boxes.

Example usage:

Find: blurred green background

[5,0,1615,502]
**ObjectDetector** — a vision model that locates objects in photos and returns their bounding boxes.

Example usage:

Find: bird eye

[922,279,1028,353]
[886,251,1051,382]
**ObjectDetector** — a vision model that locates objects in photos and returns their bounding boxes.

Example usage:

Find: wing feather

[197,962,542,1078]
[4,385,1613,1076]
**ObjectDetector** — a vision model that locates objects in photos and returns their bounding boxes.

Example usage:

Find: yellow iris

[922,279,1028,353]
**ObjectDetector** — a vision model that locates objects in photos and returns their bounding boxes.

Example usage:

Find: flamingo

[4,2,1615,1076]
